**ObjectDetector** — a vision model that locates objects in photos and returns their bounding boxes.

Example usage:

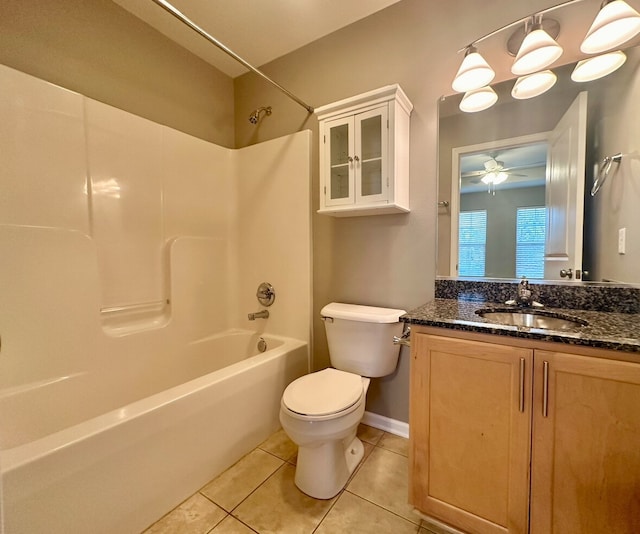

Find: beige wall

[588,46,640,284]
[233,0,559,422]
[0,0,234,146]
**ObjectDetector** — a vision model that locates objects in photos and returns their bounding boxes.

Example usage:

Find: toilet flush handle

[393,326,411,348]
[320,316,334,323]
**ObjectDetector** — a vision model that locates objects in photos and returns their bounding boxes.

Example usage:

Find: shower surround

[0,64,312,533]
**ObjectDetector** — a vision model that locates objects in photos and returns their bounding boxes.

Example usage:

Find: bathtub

[0,330,308,534]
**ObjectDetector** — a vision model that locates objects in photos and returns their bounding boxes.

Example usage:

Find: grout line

[223,515,261,534]
[258,445,296,464]
[343,489,423,527]
[311,486,346,533]
[227,462,288,515]
[203,511,229,534]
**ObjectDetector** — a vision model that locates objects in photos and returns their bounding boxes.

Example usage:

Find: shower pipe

[150,0,315,114]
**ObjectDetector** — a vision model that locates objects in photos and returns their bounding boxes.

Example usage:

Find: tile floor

[143,424,440,534]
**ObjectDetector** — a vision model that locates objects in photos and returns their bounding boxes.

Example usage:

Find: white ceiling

[112,0,403,78]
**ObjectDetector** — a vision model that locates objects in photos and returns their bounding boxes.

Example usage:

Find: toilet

[279,302,406,499]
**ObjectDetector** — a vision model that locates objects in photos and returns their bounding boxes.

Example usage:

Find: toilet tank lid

[321,302,406,323]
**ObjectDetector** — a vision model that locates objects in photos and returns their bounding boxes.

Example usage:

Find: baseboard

[362,411,409,438]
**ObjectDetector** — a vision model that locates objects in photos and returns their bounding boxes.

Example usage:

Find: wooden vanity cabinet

[409,332,532,534]
[530,350,640,534]
[410,327,640,534]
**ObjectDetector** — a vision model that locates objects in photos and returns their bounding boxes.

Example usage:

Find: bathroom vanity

[403,284,640,534]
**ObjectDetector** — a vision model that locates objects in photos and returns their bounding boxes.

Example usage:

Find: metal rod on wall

[150,0,315,114]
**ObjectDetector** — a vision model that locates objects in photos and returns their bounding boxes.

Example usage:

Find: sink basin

[475,308,588,331]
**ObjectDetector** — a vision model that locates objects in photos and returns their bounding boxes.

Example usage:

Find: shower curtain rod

[150,0,315,113]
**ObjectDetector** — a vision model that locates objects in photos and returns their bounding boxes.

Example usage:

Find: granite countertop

[402,298,640,354]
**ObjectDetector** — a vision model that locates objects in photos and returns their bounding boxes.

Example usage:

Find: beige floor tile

[232,463,336,534]
[357,423,384,445]
[210,515,257,533]
[143,493,226,534]
[378,432,409,457]
[347,447,420,525]
[259,428,297,462]
[200,449,283,512]
[315,490,418,534]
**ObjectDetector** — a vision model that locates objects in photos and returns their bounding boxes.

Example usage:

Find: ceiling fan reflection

[463,158,526,192]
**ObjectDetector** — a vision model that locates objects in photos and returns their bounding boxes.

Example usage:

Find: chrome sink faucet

[505,277,544,308]
[248,309,269,320]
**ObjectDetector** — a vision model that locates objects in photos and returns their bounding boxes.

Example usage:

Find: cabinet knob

[347,156,353,163]
[354,155,360,162]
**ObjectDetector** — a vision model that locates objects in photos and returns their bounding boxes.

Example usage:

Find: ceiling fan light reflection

[571,50,627,81]
[580,0,640,54]
[459,86,498,113]
[481,171,508,185]
[511,70,557,99]
[512,26,563,75]
[452,46,496,92]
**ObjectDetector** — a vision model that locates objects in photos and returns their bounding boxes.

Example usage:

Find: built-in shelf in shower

[101,300,170,336]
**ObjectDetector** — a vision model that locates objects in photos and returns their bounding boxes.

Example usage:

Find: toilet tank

[321,302,407,378]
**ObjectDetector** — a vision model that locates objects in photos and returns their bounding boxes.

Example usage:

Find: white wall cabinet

[315,85,412,217]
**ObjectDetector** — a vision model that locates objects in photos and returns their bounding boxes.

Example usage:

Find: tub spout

[248,310,269,320]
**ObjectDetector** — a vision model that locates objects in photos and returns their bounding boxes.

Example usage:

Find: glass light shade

[581,0,640,54]
[459,86,498,113]
[512,28,564,75]
[452,47,496,92]
[511,70,557,99]
[571,50,627,81]
[481,171,508,185]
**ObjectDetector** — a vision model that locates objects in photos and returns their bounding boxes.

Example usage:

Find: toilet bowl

[280,368,370,499]
[279,302,406,499]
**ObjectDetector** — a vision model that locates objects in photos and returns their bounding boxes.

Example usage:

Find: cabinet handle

[519,357,525,413]
[542,360,549,418]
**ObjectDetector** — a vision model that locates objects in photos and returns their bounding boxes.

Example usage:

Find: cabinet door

[355,106,388,204]
[410,334,532,534]
[323,116,354,206]
[531,351,640,534]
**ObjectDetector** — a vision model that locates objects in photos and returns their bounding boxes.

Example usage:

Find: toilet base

[294,435,365,499]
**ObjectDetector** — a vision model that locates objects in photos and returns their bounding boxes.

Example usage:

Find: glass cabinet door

[325,117,354,206]
[355,106,388,203]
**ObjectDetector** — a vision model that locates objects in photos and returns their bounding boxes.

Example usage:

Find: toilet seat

[282,368,364,421]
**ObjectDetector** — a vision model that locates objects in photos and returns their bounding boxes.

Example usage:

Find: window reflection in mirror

[456,141,548,279]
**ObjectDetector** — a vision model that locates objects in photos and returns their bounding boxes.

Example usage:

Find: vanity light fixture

[452,45,496,93]
[511,16,564,75]
[450,0,633,100]
[580,0,640,54]
[571,50,627,81]
[459,86,498,113]
[511,70,558,99]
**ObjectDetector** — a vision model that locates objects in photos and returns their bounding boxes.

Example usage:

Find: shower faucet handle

[256,282,275,306]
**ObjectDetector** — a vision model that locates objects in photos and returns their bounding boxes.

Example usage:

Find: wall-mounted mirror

[438,43,640,286]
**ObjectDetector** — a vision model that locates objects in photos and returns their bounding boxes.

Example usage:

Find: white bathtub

[0,330,308,534]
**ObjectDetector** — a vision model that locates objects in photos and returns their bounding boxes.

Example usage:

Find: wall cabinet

[410,328,640,534]
[315,85,412,217]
